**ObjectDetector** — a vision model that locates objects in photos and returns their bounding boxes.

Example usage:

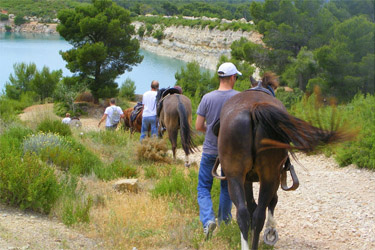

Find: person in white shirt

[98,98,124,130]
[140,80,159,141]
[62,113,71,124]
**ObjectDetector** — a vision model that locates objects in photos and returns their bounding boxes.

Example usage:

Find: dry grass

[86,182,199,250]
[19,103,59,130]
[136,137,172,163]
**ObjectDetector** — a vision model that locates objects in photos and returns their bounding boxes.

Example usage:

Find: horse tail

[177,95,196,155]
[251,103,356,153]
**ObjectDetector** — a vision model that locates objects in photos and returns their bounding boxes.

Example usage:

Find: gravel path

[177,149,375,250]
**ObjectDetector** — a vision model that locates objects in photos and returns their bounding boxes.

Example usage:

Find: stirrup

[280,163,299,191]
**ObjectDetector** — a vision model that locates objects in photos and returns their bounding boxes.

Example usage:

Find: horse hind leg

[228,177,250,250]
[167,127,178,159]
[251,181,279,250]
[263,194,279,246]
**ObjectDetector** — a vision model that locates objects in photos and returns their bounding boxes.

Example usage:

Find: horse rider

[195,62,242,239]
[140,80,159,141]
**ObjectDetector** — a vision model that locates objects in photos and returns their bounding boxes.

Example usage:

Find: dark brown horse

[216,73,354,250]
[123,107,142,133]
[157,89,196,166]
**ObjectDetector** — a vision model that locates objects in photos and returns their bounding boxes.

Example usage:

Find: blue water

[0,32,194,95]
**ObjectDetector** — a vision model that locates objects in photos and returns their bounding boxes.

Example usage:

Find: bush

[0,125,33,161]
[14,15,26,25]
[75,91,94,102]
[276,87,304,110]
[55,175,92,226]
[23,133,103,175]
[94,159,138,181]
[136,137,171,163]
[23,132,64,155]
[138,25,145,38]
[119,78,136,101]
[0,153,60,213]
[151,167,220,212]
[0,13,8,21]
[152,29,165,41]
[85,130,132,146]
[37,119,72,136]
[334,94,375,169]
[0,93,36,122]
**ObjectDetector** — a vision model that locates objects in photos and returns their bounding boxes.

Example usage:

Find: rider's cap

[217,62,242,77]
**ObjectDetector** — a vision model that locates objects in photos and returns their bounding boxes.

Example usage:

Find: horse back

[162,94,192,116]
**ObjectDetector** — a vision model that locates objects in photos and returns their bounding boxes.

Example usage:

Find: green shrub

[23,132,64,155]
[119,78,136,101]
[57,175,92,226]
[152,29,165,41]
[0,153,61,214]
[37,119,72,136]
[276,87,304,110]
[85,130,132,146]
[0,13,8,21]
[138,25,145,38]
[23,133,103,175]
[0,94,35,122]
[334,94,375,169]
[144,165,158,179]
[53,102,69,117]
[14,15,26,25]
[94,159,138,181]
[151,167,220,212]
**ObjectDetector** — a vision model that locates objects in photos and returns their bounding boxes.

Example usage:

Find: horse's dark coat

[218,82,353,249]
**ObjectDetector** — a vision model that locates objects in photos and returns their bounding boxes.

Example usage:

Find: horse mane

[261,72,279,90]
[250,71,279,91]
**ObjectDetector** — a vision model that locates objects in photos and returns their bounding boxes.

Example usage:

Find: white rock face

[133,21,264,71]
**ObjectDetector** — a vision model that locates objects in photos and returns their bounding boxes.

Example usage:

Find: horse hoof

[184,162,190,168]
[263,228,278,246]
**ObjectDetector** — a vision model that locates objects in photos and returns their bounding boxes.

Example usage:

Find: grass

[1,102,281,249]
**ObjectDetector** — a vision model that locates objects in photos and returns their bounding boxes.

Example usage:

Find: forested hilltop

[0,0,253,20]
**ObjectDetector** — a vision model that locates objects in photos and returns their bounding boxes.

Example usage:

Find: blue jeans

[140,115,158,141]
[197,153,232,228]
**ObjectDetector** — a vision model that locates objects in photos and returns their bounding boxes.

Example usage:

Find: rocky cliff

[133,21,263,71]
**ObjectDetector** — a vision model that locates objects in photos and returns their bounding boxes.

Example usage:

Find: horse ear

[250,75,257,87]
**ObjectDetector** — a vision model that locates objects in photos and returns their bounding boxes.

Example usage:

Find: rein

[247,81,276,97]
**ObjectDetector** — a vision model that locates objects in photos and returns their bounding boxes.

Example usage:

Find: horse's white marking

[266,210,277,228]
[184,155,190,167]
[241,233,250,250]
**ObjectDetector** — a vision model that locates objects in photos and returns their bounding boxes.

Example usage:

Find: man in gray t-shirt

[195,62,241,240]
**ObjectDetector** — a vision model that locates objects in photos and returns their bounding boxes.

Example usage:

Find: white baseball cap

[217,62,242,77]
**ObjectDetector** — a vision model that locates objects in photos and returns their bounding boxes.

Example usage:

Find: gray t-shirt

[197,89,239,155]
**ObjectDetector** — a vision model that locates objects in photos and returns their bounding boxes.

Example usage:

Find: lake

[0,32,199,95]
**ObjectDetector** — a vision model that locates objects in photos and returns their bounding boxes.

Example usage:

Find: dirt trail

[176,149,375,249]
[2,103,374,249]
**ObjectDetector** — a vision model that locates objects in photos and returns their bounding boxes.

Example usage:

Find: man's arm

[98,114,107,127]
[195,114,206,133]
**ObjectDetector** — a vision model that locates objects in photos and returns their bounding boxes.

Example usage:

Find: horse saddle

[247,81,276,97]
[156,87,182,117]
[131,102,143,122]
